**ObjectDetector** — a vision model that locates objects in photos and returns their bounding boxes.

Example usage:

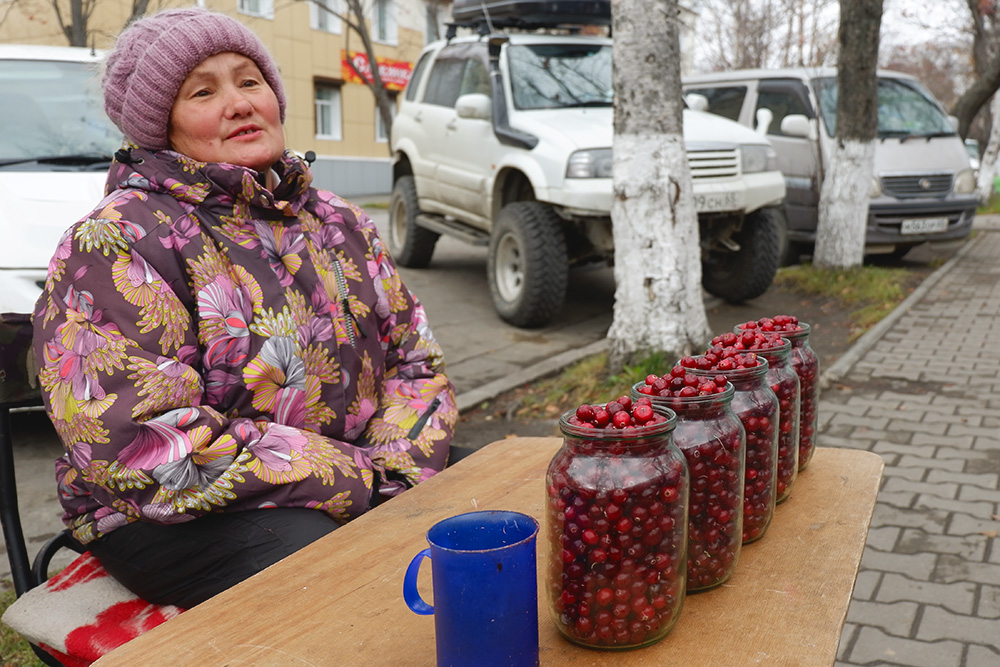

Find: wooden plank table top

[94,440,884,667]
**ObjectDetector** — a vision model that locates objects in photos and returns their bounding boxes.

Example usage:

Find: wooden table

[94,440,883,666]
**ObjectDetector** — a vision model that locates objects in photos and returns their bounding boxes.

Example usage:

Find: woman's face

[168,52,285,174]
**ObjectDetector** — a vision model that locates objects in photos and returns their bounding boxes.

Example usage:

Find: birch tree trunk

[976,94,1000,205]
[607,0,709,372]
[812,0,883,269]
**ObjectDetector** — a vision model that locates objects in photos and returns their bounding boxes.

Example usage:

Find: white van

[0,44,121,314]
[683,68,977,261]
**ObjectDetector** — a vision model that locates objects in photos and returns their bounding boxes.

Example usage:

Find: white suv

[0,44,121,314]
[390,30,786,327]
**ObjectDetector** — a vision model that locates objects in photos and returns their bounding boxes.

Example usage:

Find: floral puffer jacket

[32,148,457,545]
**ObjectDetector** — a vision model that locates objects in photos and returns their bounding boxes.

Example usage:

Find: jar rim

[735,321,810,338]
[679,355,769,379]
[629,380,735,407]
[558,404,677,438]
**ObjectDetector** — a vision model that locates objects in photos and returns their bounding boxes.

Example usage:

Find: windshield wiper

[0,154,113,168]
[881,130,956,143]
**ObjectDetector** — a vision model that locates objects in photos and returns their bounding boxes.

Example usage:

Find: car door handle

[415,111,422,123]
[446,119,457,131]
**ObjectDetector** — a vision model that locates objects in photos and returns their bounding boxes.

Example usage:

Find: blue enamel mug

[403,510,540,667]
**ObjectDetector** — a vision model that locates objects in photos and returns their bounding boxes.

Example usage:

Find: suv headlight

[741,145,778,173]
[870,177,882,198]
[567,149,613,178]
[954,167,977,194]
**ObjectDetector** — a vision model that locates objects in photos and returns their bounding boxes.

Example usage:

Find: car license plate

[694,192,740,212]
[900,217,948,234]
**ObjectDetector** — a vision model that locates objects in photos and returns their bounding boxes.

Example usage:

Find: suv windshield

[813,75,955,139]
[0,58,121,162]
[507,43,613,110]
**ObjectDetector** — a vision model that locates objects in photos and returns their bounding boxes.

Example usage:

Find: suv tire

[388,176,440,268]
[702,206,783,303]
[487,202,568,328]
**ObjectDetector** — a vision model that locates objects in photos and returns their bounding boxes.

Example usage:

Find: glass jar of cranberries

[781,324,819,470]
[745,337,800,503]
[632,375,745,592]
[547,398,689,650]
[737,316,820,472]
[679,353,778,544]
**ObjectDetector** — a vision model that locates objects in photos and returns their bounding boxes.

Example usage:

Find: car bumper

[0,269,46,314]
[548,170,786,217]
[787,196,977,246]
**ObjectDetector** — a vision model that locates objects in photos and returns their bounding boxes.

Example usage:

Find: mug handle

[403,548,434,615]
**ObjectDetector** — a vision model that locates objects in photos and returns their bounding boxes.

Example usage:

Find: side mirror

[780,114,812,139]
[684,93,709,112]
[948,115,960,131]
[755,108,773,136]
[455,93,492,120]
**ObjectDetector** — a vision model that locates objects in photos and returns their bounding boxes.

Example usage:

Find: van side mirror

[755,108,773,136]
[780,114,812,139]
[456,93,492,120]
[684,93,708,112]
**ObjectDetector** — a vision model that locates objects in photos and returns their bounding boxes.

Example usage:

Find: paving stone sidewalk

[825,227,1000,666]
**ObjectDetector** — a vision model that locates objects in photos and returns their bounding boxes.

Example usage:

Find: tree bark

[607,0,709,373]
[977,94,1000,204]
[813,0,883,269]
[952,0,1000,140]
[343,0,395,139]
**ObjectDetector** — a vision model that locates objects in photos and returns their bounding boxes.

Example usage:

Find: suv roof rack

[446,0,611,38]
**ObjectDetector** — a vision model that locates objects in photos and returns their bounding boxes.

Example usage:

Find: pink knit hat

[102,7,287,150]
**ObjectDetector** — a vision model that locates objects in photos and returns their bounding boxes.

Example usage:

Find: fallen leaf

[979,530,998,538]
[990,515,1000,521]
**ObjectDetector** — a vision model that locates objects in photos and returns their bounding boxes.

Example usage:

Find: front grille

[688,148,739,180]
[881,173,953,198]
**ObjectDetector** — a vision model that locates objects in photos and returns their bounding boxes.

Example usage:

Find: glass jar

[783,323,820,471]
[684,357,778,544]
[632,382,744,592]
[751,338,800,503]
[546,406,688,649]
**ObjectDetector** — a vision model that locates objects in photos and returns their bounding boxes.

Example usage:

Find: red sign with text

[341,50,412,91]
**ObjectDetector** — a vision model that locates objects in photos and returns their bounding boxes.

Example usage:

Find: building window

[310,0,341,33]
[372,0,397,45]
[425,2,443,43]
[315,83,342,140]
[375,94,397,142]
[238,0,274,19]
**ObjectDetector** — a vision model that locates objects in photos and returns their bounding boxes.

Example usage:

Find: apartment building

[0,0,449,196]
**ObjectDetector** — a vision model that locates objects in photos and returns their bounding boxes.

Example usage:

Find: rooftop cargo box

[451,0,611,28]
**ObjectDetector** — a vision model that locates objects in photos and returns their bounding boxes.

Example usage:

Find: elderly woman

[31,7,457,609]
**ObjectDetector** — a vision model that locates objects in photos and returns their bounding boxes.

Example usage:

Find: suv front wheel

[387,175,440,268]
[487,202,569,328]
[702,206,783,303]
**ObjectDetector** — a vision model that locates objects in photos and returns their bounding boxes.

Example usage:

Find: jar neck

[559,409,677,454]
[755,339,791,367]
[687,358,769,391]
[781,323,811,348]
[641,384,735,420]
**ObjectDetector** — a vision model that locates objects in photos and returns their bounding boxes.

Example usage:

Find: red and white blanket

[2,552,183,666]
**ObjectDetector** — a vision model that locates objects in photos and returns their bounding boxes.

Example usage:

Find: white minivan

[0,44,121,314]
[683,68,977,261]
